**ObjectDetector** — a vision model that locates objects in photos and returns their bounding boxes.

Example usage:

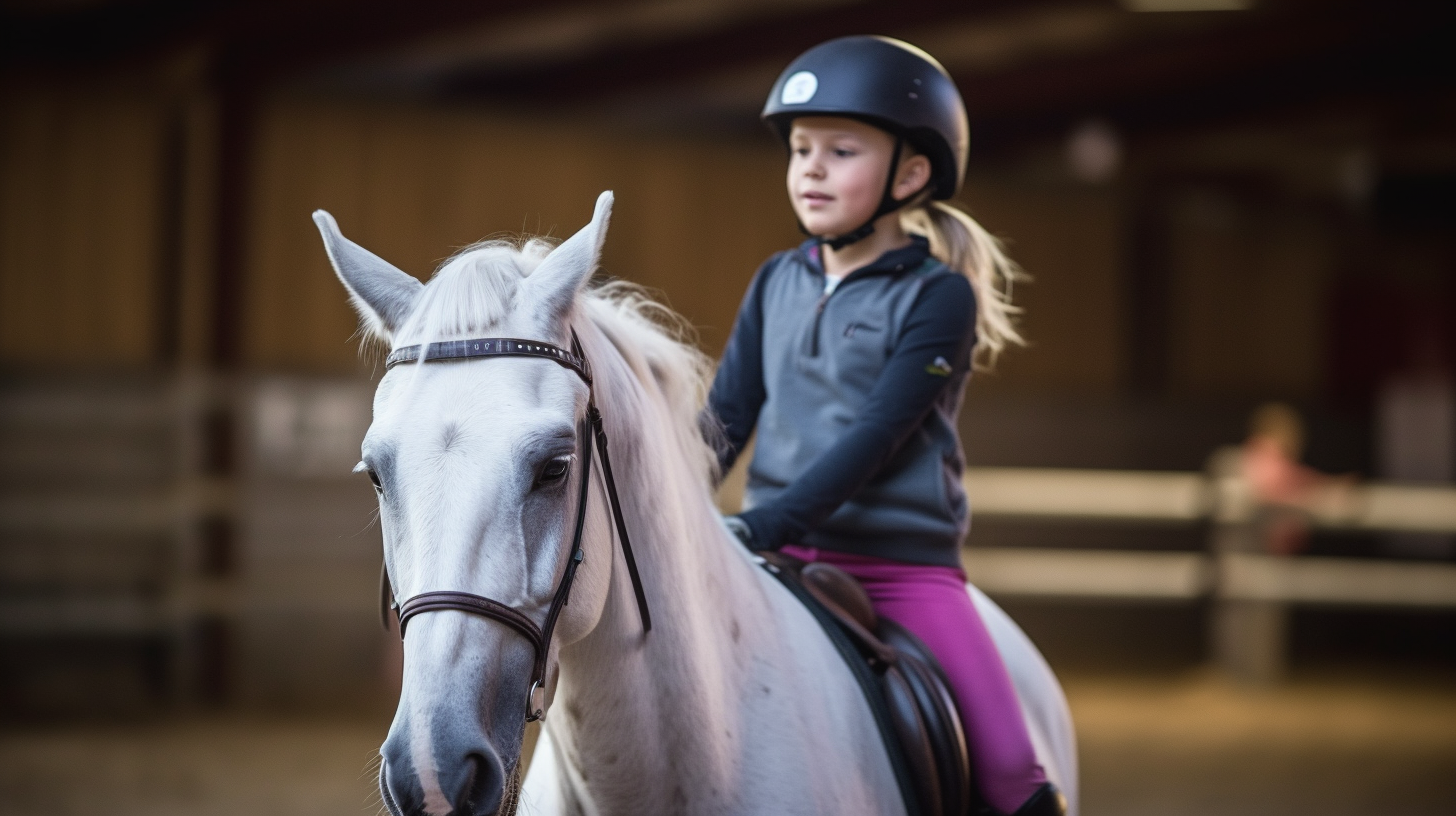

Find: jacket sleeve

[737,272,976,549]
[703,257,775,476]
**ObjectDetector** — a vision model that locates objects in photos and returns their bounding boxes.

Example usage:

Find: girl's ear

[894,155,933,200]
[524,191,613,322]
[312,210,423,341]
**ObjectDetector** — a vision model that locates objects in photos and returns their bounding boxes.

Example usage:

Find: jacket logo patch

[925,356,952,377]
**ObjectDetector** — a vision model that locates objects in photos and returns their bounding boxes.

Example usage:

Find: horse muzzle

[379,729,521,816]
[378,623,534,816]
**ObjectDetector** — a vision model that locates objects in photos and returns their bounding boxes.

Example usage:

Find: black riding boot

[1007,783,1067,816]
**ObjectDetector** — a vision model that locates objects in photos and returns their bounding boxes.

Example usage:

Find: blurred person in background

[705,36,1060,816]
[1241,402,1356,555]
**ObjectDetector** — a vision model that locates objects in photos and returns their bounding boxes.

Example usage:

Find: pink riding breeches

[781,544,1047,814]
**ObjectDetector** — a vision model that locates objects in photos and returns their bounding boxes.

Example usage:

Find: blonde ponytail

[901,201,1027,369]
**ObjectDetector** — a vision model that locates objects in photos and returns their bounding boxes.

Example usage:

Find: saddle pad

[762,560,923,815]
[761,556,977,816]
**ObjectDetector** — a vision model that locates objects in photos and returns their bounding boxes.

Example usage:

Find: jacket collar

[798,234,932,282]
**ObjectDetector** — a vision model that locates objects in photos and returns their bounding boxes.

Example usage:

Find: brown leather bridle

[378,329,651,721]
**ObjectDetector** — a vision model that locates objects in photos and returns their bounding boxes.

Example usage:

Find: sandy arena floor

[1,671,1452,815]
[1071,671,1456,816]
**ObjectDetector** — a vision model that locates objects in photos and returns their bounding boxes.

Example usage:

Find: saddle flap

[882,666,944,816]
[801,574,898,668]
[878,618,974,816]
[760,552,896,666]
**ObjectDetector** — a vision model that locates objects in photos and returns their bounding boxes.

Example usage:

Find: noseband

[379,329,651,721]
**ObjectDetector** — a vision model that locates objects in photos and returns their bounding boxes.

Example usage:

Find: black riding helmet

[763,36,969,249]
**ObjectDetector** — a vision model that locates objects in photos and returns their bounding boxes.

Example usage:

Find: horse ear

[312,210,423,341]
[525,191,613,320]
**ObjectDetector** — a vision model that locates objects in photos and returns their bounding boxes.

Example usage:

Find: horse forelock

[374,233,719,495]
[388,236,556,349]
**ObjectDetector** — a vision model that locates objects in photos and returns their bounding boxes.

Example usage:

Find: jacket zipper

[808,291,830,356]
[805,258,912,357]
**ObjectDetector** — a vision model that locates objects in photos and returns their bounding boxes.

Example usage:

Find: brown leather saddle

[760,552,979,816]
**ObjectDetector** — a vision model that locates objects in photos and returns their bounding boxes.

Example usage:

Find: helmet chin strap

[820,136,915,252]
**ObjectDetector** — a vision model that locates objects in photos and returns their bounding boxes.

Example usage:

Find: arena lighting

[1121,0,1253,10]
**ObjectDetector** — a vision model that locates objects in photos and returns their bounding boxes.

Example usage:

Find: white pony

[314,192,1076,816]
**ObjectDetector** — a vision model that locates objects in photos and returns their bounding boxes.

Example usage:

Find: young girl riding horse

[708,36,1064,816]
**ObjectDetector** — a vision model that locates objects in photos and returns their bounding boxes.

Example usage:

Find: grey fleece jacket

[707,236,976,568]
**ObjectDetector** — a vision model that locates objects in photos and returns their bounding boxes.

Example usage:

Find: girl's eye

[537,457,571,487]
[833,148,855,158]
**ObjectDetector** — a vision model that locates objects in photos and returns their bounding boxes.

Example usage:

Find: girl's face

[787,117,925,239]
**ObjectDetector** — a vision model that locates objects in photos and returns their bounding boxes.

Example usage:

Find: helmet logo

[781,71,818,105]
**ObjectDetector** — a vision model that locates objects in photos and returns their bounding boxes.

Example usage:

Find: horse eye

[537,457,571,487]
[356,462,383,491]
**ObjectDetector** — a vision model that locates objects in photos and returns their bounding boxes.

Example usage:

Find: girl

[707,36,1063,816]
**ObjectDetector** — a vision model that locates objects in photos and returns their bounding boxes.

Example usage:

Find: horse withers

[314,191,1077,816]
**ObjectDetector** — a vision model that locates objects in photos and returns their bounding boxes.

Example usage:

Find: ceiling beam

[439,0,1043,103]
[211,0,646,90]
[1,0,632,89]
[958,0,1456,146]
[430,0,1441,146]
[1,0,221,68]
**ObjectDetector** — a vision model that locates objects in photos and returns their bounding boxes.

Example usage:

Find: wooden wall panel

[0,87,1344,408]
[958,180,1127,394]
[0,87,1129,384]
[0,87,164,367]
[246,103,379,371]
[1166,190,1333,397]
[0,88,1137,391]
[243,99,798,371]
[603,138,796,353]
[244,97,1137,386]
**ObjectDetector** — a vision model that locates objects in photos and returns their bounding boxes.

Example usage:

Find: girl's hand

[723,515,757,548]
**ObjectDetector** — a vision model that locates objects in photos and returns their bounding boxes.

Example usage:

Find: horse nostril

[377,758,407,816]
[377,750,504,816]
[380,712,518,815]
[462,750,506,815]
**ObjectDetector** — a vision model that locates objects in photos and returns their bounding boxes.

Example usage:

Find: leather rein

[379,330,651,721]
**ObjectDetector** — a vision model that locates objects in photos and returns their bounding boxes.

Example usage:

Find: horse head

[315,193,620,816]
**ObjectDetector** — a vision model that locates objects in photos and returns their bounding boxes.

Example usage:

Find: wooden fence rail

[961,467,1456,681]
[4,392,1453,698]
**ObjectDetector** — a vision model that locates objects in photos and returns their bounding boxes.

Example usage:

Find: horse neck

[550,338,773,803]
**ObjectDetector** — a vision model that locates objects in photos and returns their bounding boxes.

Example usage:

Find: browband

[386,337,591,383]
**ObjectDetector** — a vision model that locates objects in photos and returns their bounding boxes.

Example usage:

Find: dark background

[2,1,1454,814]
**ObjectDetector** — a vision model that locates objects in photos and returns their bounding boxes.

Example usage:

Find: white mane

[581,281,720,485]
[376,236,720,488]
